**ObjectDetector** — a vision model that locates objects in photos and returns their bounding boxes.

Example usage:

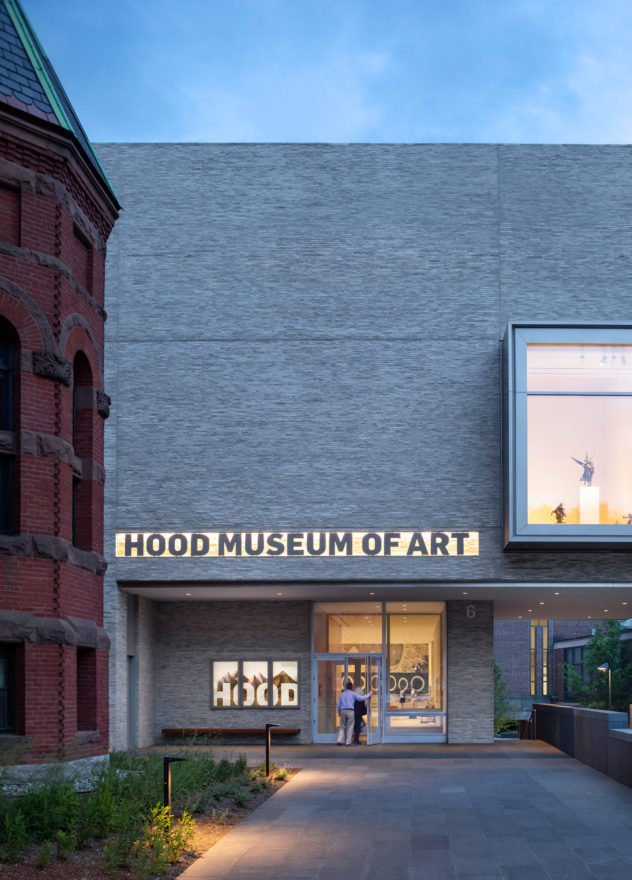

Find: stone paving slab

[178,741,632,880]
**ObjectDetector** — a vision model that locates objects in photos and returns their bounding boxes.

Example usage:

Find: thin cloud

[180,51,388,142]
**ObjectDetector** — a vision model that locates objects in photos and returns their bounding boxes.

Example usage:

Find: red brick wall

[0,183,19,244]
[0,116,117,763]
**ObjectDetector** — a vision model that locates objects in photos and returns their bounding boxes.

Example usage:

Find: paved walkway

[179,741,632,880]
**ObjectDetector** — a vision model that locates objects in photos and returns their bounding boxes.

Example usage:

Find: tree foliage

[565,621,632,711]
[494,662,517,733]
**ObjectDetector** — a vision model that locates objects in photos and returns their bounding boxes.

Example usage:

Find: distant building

[0,0,119,764]
[495,618,632,710]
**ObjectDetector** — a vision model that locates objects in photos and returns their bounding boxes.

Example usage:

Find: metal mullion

[528,391,632,397]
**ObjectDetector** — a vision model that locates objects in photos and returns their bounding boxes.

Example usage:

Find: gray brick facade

[447,601,494,743]
[96,144,632,749]
[154,601,311,744]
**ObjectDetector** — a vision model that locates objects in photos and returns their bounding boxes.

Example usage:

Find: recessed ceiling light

[623,602,628,606]
[277,592,283,596]
[528,609,533,612]
[462,591,468,595]
[603,609,608,612]
[539,602,545,605]
[587,616,592,619]
[554,592,560,596]
[518,616,523,619]
[369,592,375,595]
[185,593,191,596]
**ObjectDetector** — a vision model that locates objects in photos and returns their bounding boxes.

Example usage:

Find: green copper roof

[0,0,119,207]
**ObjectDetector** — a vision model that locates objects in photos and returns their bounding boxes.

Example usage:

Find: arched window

[0,320,18,535]
[72,352,93,549]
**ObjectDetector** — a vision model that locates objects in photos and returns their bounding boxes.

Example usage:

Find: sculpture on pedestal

[571,454,594,486]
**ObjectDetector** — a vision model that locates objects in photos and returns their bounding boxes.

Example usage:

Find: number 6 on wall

[466,604,476,619]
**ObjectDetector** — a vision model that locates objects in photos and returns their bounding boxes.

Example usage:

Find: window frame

[0,645,15,733]
[504,321,632,549]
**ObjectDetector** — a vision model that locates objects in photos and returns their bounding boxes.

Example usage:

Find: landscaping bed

[0,751,295,879]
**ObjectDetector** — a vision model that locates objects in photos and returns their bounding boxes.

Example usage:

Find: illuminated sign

[116,531,479,557]
[213,660,299,708]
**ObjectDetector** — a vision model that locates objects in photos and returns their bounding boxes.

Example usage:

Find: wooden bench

[162,727,300,738]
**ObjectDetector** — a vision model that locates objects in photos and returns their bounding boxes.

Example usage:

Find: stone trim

[0,430,16,455]
[96,390,110,419]
[0,611,110,649]
[18,431,104,483]
[0,155,111,253]
[0,275,56,351]
[74,730,100,745]
[82,458,105,484]
[71,386,111,419]
[0,242,106,319]
[0,533,107,575]
[31,350,72,385]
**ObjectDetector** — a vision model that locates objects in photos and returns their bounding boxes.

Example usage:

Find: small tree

[565,621,632,711]
[494,662,516,733]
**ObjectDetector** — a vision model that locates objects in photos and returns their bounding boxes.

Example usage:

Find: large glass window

[313,602,445,741]
[505,324,632,547]
[313,602,383,653]
[387,606,443,712]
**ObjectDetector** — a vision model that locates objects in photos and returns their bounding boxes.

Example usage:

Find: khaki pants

[338,707,355,744]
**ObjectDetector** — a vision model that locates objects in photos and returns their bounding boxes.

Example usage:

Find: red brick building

[0,0,119,764]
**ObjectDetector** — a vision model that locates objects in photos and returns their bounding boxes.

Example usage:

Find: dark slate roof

[0,0,119,206]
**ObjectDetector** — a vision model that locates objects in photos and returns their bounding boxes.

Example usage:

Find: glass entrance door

[313,655,382,744]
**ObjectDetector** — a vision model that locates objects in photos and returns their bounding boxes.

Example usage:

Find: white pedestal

[580,486,600,524]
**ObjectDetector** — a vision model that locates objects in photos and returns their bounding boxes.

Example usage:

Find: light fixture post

[597,663,612,711]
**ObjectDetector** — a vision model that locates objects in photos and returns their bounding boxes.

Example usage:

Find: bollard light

[597,663,612,711]
[265,723,280,777]
[163,755,188,815]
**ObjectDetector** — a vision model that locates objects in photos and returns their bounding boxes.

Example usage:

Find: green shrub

[0,808,28,860]
[0,750,250,863]
[494,662,517,734]
[35,840,52,868]
[132,804,195,879]
[211,807,229,825]
[55,828,77,856]
[233,788,250,806]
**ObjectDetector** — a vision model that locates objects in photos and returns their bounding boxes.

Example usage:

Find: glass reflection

[212,661,238,707]
[272,661,298,707]
[242,661,268,707]
[387,614,443,712]
[527,344,632,393]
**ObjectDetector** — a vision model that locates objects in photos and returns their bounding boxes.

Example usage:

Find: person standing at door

[352,686,371,745]
[337,681,371,745]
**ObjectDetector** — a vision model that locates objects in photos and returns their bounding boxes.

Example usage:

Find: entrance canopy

[118,579,632,620]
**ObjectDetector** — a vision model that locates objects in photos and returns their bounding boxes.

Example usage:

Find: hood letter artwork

[116,530,479,558]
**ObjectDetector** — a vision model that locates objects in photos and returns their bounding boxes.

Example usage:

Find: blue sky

[23,0,632,143]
